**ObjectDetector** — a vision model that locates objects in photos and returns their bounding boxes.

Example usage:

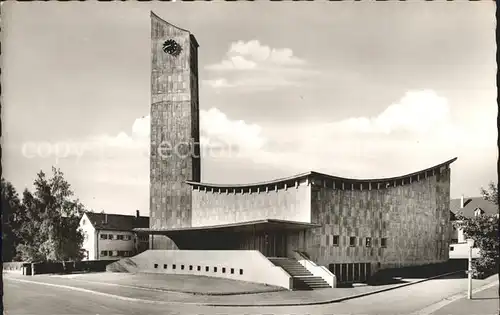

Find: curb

[47,276,286,296]
[6,271,492,307]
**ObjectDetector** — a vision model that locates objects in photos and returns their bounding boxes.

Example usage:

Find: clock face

[163,39,182,57]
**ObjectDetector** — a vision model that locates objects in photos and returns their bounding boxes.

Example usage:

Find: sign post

[466,238,475,299]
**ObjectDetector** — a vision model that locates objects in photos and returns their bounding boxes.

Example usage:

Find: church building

[109,12,456,290]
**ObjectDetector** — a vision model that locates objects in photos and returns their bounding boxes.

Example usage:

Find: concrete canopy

[133,219,320,236]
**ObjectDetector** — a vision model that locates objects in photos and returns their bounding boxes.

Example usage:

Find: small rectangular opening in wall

[172,264,176,270]
[231,268,235,274]
[239,269,243,275]
[450,246,454,251]
[205,266,209,272]
[333,235,340,246]
[181,265,185,270]
[163,264,167,269]
[154,264,158,269]
[213,267,217,272]
[365,237,372,247]
[381,238,387,248]
[189,265,193,271]
[349,237,356,247]
[197,266,201,271]
[222,267,226,273]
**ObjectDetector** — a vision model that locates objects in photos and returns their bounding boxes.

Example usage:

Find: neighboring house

[80,210,149,260]
[449,195,498,259]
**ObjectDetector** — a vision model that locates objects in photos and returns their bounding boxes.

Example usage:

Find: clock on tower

[163,39,182,57]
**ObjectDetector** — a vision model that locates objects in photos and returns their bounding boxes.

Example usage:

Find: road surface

[3,274,498,315]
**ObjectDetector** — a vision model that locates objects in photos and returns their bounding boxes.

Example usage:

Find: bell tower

[149,12,201,249]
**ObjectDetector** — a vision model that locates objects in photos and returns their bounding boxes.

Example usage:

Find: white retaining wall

[107,250,293,289]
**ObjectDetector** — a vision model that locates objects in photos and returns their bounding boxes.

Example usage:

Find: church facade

[138,12,456,283]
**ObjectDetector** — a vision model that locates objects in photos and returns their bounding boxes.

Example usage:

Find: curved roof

[186,157,457,189]
[150,11,199,47]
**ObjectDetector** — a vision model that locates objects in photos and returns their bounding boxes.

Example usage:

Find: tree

[480,181,498,206]
[1,179,24,262]
[15,167,88,262]
[454,182,499,279]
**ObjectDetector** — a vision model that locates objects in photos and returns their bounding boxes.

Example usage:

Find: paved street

[4,274,498,315]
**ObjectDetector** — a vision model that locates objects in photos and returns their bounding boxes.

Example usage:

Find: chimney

[460,194,464,209]
[104,213,108,224]
[136,210,140,218]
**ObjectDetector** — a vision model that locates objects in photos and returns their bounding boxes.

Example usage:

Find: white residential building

[449,195,498,259]
[80,210,150,261]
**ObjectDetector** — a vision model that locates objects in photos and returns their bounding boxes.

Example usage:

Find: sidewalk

[430,283,499,315]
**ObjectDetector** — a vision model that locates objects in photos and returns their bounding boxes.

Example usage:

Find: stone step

[294,277,326,283]
[268,258,331,290]
[293,276,332,290]
[296,283,331,287]
[284,271,312,275]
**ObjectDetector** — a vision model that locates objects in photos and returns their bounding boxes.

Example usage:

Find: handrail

[292,251,336,288]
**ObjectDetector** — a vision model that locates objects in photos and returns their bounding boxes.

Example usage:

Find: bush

[472,253,498,279]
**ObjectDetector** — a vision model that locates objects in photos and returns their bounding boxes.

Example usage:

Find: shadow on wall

[367,260,468,285]
[107,258,138,272]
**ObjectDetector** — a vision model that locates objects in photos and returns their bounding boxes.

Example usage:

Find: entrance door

[262,232,287,257]
[263,233,273,257]
[275,233,287,257]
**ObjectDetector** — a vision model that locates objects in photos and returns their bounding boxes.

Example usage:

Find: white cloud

[317,90,452,136]
[196,90,493,180]
[79,89,495,187]
[205,40,312,90]
[203,78,236,89]
[200,108,266,153]
[207,40,306,71]
[131,115,150,138]
[206,56,258,71]
[83,108,266,168]
[203,75,300,92]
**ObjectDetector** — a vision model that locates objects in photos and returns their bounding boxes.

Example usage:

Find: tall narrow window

[365,237,372,247]
[349,237,356,247]
[381,238,387,248]
[332,235,340,247]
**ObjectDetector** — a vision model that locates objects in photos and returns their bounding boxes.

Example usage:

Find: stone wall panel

[191,184,311,227]
[307,168,451,271]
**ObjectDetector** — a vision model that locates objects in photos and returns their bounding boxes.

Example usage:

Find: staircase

[268,257,332,290]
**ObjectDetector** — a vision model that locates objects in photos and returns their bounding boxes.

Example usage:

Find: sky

[1,1,497,216]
